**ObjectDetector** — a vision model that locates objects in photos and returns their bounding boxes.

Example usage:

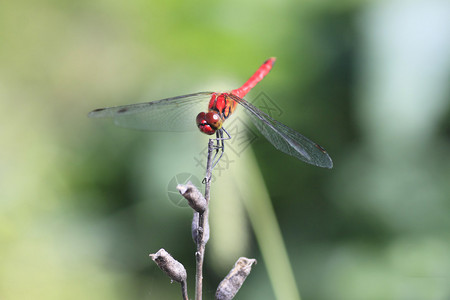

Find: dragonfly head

[196,111,222,135]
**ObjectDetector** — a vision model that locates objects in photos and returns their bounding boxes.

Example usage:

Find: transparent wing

[229,94,333,168]
[88,92,214,132]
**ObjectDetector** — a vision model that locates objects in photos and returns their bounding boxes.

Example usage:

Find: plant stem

[181,280,189,300]
[195,139,214,300]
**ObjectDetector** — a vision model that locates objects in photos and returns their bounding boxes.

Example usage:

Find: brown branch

[180,280,189,300]
[194,139,214,300]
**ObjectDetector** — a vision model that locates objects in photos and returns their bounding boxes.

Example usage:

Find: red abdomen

[205,58,276,126]
[231,57,276,98]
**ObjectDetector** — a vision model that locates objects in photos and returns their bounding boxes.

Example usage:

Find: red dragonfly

[88,58,333,168]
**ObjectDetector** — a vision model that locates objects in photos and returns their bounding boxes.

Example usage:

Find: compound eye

[196,112,216,135]
[205,112,221,129]
[199,124,215,135]
[196,112,207,126]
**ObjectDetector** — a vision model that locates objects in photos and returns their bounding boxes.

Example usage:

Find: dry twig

[150,248,188,300]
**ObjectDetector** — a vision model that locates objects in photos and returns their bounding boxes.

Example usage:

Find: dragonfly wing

[230,95,333,168]
[88,92,214,132]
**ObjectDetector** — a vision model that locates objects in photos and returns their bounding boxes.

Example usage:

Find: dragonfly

[88,58,333,169]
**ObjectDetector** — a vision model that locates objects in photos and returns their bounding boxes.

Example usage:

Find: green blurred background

[1,0,450,299]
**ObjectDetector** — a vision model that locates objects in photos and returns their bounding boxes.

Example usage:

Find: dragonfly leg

[210,130,223,169]
[203,128,232,184]
[210,128,232,170]
[208,131,219,166]
[220,127,232,141]
[203,132,221,184]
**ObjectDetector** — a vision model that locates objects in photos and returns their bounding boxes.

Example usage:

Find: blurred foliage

[1,0,450,299]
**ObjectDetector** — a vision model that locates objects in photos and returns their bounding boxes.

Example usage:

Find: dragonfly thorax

[196,111,223,135]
